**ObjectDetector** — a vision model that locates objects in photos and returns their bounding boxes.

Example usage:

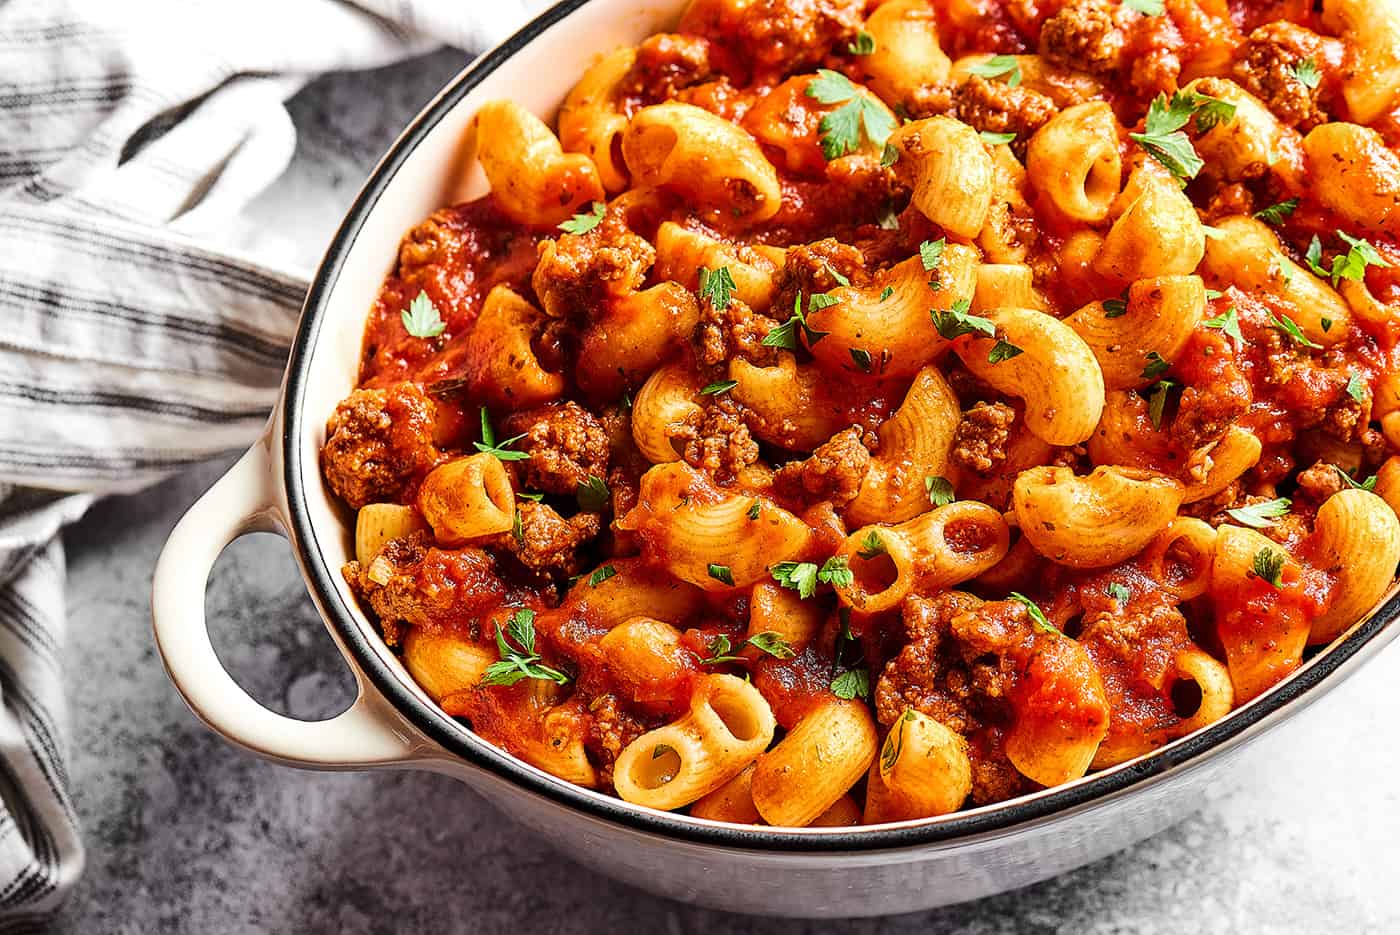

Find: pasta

[322,0,1400,828]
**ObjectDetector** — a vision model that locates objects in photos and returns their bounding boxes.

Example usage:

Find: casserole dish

[151,0,1400,917]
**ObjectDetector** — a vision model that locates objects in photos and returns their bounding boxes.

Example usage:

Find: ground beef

[733,0,865,78]
[490,502,601,575]
[1038,0,1126,77]
[622,33,713,103]
[1233,21,1331,131]
[873,592,1036,805]
[342,532,507,643]
[503,401,610,496]
[771,239,866,320]
[531,212,655,322]
[1295,460,1346,502]
[772,427,871,506]
[904,81,955,121]
[584,693,651,791]
[1262,333,1372,443]
[952,76,1058,149]
[952,402,1015,473]
[698,297,779,368]
[1170,379,1250,452]
[680,395,760,484]
[1204,182,1256,222]
[322,383,440,509]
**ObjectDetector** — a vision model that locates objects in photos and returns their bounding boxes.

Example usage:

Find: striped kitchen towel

[0,0,548,924]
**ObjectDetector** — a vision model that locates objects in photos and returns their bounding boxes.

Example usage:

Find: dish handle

[151,437,420,768]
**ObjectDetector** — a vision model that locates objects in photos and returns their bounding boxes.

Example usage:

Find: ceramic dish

[151,0,1400,917]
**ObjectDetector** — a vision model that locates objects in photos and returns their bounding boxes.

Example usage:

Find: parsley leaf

[1291,57,1321,90]
[1124,0,1164,14]
[848,30,876,55]
[1334,465,1378,492]
[1226,498,1291,529]
[807,292,840,311]
[771,561,820,599]
[926,475,955,507]
[1269,313,1321,349]
[930,301,996,340]
[1108,582,1131,604]
[481,610,571,687]
[747,631,797,659]
[919,238,946,272]
[512,507,524,546]
[700,379,738,396]
[988,340,1023,363]
[474,408,530,462]
[968,54,1022,87]
[1252,548,1284,588]
[1254,198,1300,225]
[1305,235,1327,276]
[805,69,895,160]
[849,348,873,372]
[1141,351,1171,379]
[830,667,870,700]
[881,709,916,770]
[1130,91,1216,180]
[857,530,886,559]
[1333,232,1391,285]
[402,290,446,338]
[818,555,854,589]
[699,633,744,665]
[879,286,895,302]
[1009,592,1061,636]
[652,743,675,759]
[1103,297,1129,318]
[577,475,610,511]
[980,130,1017,145]
[558,201,606,235]
[1346,371,1367,402]
[1203,305,1244,349]
[517,491,544,502]
[747,500,761,520]
[762,293,830,350]
[707,563,736,587]
[880,143,900,168]
[698,266,737,310]
[1146,379,1178,430]
[806,68,859,104]
[589,564,617,586]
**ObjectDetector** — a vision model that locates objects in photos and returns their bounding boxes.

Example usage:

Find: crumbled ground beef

[680,395,760,484]
[531,212,654,321]
[1294,460,1346,503]
[772,427,871,506]
[1171,379,1250,453]
[952,77,1057,155]
[1233,21,1331,131]
[771,239,866,319]
[952,402,1015,473]
[322,383,439,509]
[584,693,651,791]
[732,0,865,78]
[504,401,611,496]
[489,502,600,575]
[698,297,779,368]
[622,33,713,103]
[343,532,506,643]
[1038,0,1126,77]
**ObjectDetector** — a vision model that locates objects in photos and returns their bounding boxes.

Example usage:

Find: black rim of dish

[282,0,1400,852]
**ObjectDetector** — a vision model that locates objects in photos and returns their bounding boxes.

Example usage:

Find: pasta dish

[320,0,1400,827]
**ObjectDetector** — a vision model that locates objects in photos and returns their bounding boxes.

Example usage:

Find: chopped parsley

[849,348,874,372]
[1252,548,1284,588]
[881,709,916,770]
[879,285,895,302]
[1226,498,1291,529]
[1291,58,1321,90]
[1203,305,1244,349]
[919,237,946,272]
[980,130,1017,145]
[931,301,996,340]
[401,290,446,338]
[589,564,617,586]
[1009,592,1061,635]
[1129,90,1235,181]
[576,475,610,511]
[1141,351,1171,380]
[1334,465,1378,492]
[697,266,737,310]
[746,500,761,520]
[517,491,544,502]
[807,292,840,311]
[880,142,900,168]
[848,30,876,55]
[558,201,606,235]
[770,555,851,598]
[699,379,738,396]
[1103,297,1129,318]
[1146,379,1178,430]
[512,507,524,546]
[1108,582,1131,604]
[762,292,830,350]
[481,610,571,687]
[1124,0,1164,14]
[1254,198,1300,225]
[968,54,1022,88]
[806,69,896,160]
[747,631,797,659]
[857,530,886,559]
[474,407,530,461]
[988,339,1024,364]
[1346,371,1367,403]
[707,563,736,587]
[831,667,870,700]
[926,475,955,507]
[1306,232,1391,287]
[1269,312,1321,350]
[699,633,744,665]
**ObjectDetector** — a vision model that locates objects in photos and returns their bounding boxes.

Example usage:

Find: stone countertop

[48,50,1400,934]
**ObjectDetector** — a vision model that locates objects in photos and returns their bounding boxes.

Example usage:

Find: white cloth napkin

[0,0,548,920]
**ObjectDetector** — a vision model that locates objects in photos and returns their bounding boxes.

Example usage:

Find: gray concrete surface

[46,48,1400,934]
